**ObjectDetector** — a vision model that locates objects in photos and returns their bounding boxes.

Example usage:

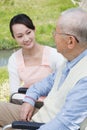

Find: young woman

[8,13,65,103]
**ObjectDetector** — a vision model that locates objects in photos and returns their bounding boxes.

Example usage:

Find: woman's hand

[20,102,34,121]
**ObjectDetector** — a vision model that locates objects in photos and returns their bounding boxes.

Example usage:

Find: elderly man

[0,7,87,130]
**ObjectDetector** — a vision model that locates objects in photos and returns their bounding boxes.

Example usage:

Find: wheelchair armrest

[12,121,45,130]
[18,87,28,94]
[18,87,44,108]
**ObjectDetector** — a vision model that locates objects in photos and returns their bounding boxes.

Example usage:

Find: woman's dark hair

[9,13,35,38]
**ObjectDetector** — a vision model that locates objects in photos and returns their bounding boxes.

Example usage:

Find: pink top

[16,46,52,88]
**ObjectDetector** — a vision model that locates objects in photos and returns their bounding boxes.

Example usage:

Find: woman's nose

[23,35,29,42]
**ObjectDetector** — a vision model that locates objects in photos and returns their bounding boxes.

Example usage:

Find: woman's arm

[8,53,21,94]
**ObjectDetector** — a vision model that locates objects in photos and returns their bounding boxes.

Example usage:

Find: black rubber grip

[12,121,44,130]
[18,88,28,94]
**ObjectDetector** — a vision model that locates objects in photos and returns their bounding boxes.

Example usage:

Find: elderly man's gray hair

[58,7,87,45]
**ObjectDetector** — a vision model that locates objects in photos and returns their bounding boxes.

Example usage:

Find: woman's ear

[67,36,76,49]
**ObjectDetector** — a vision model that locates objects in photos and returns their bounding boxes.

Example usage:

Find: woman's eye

[17,35,23,38]
[27,31,31,34]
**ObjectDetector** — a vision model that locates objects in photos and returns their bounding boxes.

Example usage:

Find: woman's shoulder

[9,48,22,58]
[8,48,22,62]
[45,46,62,57]
[45,46,66,70]
[44,46,57,56]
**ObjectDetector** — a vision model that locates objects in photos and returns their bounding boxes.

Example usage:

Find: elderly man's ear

[67,36,77,49]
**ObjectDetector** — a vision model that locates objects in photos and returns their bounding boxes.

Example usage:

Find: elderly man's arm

[23,72,56,106]
[20,72,56,121]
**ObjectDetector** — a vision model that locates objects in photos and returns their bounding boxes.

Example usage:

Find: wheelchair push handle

[18,87,28,94]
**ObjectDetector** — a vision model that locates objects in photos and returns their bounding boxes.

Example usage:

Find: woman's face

[12,24,35,49]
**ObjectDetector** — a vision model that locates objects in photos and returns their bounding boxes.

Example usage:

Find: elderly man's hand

[20,102,35,121]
